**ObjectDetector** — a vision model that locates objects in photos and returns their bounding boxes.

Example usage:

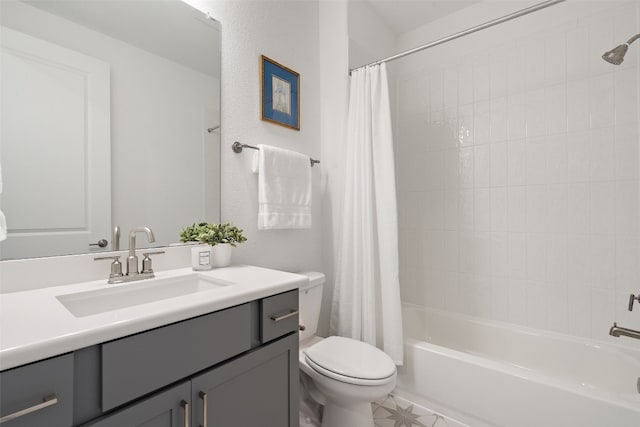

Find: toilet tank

[298,272,325,342]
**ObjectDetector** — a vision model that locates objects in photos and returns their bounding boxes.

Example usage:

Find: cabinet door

[192,333,299,427]
[82,382,190,427]
[0,354,73,427]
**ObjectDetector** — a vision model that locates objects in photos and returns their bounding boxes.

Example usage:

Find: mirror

[0,0,221,260]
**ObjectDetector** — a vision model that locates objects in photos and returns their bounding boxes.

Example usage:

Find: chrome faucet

[127,227,155,276]
[94,226,164,284]
[609,323,640,340]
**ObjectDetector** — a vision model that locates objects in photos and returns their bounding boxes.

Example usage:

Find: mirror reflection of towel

[0,210,6,242]
[0,161,4,241]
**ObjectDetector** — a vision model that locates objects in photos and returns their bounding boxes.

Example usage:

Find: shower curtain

[330,63,403,365]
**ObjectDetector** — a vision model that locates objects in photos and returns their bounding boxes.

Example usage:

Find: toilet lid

[303,336,396,385]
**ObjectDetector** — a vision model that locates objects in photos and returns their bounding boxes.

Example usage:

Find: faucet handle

[141,251,165,274]
[94,255,124,280]
[628,294,640,311]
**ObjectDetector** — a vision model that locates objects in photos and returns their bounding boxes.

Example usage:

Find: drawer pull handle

[181,400,190,427]
[199,391,208,427]
[270,309,298,322]
[0,394,58,424]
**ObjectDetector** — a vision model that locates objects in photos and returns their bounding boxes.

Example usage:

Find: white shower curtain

[330,63,403,365]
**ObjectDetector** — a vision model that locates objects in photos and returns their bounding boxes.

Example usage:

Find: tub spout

[609,322,640,340]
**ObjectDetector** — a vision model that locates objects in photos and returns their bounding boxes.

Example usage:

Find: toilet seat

[303,336,396,386]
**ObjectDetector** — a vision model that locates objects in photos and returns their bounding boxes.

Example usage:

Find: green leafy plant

[179,222,247,247]
[179,222,210,243]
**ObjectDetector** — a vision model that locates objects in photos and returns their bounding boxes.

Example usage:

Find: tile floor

[372,394,469,427]
[299,393,469,427]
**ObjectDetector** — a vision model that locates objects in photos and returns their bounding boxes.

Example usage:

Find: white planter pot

[210,243,232,267]
[191,245,213,271]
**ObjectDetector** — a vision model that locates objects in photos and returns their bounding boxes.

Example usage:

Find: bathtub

[396,304,640,427]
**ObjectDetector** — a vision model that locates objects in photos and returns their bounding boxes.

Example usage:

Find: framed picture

[260,55,300,130]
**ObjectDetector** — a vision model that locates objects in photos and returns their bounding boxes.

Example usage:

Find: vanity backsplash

[0,245,192,293]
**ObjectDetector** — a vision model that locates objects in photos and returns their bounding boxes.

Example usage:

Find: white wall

[187,0,356,336]
[394,0,640,349]
[319,0,350,337]
[347,0,399,150]
[347,0,396,70]
[185,1,334,334]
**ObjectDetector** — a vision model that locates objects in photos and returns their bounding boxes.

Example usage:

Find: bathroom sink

[56,274,229,317]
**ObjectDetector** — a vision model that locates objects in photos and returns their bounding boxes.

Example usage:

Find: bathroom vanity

[0,265,304,427]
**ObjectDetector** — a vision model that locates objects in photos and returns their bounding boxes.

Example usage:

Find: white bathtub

[397,304,640,427]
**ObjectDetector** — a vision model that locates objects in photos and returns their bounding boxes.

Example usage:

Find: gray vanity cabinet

[192,333,299,427]
[0,289,300,427]
[87,333,299,427]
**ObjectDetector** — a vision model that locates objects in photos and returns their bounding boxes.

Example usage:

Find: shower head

[602,43,629,65]
[602,33,640,65]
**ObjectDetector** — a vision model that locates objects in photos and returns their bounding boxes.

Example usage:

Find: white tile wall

[396,1,640,347]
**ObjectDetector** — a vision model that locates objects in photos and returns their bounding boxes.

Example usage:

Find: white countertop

[0,265,307,371]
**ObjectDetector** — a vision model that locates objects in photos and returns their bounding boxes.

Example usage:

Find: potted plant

[179,222,210,244]
[179,222,247,269]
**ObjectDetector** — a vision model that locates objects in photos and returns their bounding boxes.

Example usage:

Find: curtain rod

[349,0,566,74]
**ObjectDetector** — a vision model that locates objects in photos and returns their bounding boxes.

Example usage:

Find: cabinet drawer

[0,354,73,427]
[260,290,299,343]
[101,303,251,411]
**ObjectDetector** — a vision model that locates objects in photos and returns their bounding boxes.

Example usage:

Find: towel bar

[232,141,320,166]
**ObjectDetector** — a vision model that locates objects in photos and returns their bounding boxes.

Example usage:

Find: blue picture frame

[261,55,300,130]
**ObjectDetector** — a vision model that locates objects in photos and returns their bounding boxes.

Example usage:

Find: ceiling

[25,0,220,77]
[364,0,484,34]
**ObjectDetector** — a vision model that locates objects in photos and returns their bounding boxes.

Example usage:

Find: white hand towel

[251,150,260,174]
[0,209,6,242]
[256,144,312,229]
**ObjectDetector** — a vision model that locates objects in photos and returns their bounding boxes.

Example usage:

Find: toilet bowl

[298,272,397,427]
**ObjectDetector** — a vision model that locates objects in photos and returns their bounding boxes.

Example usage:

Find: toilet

[298,272,396,427]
